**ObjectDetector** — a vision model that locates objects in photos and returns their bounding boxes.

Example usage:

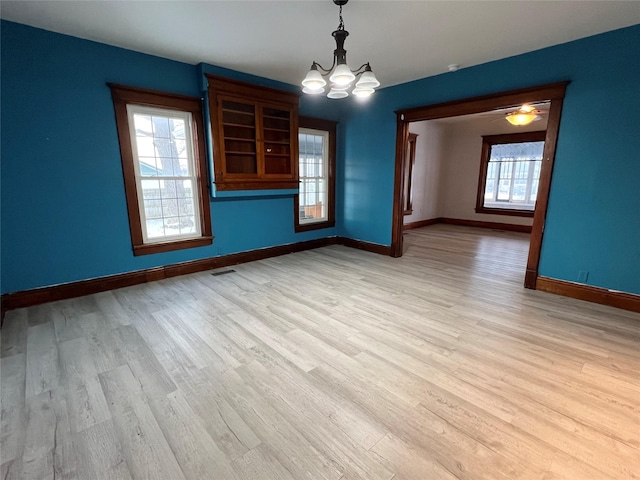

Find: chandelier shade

[301,0,379,99]
[301,66,327,91]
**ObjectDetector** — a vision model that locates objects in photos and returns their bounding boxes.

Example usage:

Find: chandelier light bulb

[355,69,380,89]
[330,64,356,86]
[302,86,326,95]
[352,87,374,98]
[301,67,327,90]
[327,88,349,99]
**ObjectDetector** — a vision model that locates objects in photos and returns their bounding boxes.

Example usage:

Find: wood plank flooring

[1,224,639,479]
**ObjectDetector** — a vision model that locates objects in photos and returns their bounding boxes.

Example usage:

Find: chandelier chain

[338,5,344,31]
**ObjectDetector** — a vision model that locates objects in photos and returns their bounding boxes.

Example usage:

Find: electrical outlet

[578,270,589,283]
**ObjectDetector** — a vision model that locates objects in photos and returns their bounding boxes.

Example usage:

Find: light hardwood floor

[1,225,639,479]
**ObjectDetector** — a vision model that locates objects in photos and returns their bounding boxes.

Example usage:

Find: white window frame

[126,105,203,243]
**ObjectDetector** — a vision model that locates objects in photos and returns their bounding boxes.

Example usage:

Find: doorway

[391,82,568,289]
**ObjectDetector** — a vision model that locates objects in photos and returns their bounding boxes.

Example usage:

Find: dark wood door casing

[392,82,569,287]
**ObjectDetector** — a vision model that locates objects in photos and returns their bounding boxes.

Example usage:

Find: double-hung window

[295,117,336,232]
[476,131,546,217]
[110,84,212,255]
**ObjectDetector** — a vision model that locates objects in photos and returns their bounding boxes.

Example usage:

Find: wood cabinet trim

[207,76,299,189]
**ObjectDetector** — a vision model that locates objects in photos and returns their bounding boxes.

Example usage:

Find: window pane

[497,179,511,200]
[141,179,161,199]
[485,180,495,200]
[513,180,527,201]
[484,140,543,211]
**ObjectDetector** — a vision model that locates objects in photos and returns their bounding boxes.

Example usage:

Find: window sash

[126,105,202,244]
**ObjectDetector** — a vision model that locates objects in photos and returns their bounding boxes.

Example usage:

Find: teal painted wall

[340,24,640,295]
[0,21,341,294]
[2,20,639,297]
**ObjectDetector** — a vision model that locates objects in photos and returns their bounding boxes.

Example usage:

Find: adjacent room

[1,1,639,479]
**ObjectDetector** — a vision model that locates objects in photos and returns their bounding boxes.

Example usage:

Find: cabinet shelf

[263,114,289,120]
[222,109,254,116]
[224,136,255,142]
[223,122,255,129]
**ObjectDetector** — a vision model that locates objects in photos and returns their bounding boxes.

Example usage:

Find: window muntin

[484,141,544,211]
[298,128,329,224]
[476,131,546,217]
[128,106,201,243]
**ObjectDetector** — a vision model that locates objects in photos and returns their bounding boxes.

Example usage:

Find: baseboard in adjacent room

[337,236,393,256]
[403,217,532,233]
[439,217,532,233]
[403,218,440,230]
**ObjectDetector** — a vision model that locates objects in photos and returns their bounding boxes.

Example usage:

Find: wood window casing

[207,75,300,191]
[109,83,213,255]
[403,133,418,215]
[475,130,546,218]
[294,116,337,233]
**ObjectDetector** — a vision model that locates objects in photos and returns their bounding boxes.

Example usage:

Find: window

[476,131,546,217]
[110,84,212,255]
[294,117,336,232]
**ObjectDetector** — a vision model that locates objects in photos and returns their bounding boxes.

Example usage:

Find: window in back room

[476,131,546,217]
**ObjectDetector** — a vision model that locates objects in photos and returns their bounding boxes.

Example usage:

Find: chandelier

[301,0,379,99]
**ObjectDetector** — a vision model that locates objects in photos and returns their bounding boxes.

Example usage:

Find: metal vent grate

[211,269,236,277]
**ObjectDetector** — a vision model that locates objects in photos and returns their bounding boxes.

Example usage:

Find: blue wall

[0,21,342,294]
[2,20,639,297]
[340,24,640,295]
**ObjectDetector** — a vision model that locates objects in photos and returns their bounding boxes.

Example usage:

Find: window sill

[133,236,214,256]
[294,220,335,233]
[475,206,534,218]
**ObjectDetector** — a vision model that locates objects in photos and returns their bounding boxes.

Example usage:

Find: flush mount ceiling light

[301,0,379,99]
[505,105,543,126]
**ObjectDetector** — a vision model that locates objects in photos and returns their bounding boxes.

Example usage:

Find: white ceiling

[2,1,639,89]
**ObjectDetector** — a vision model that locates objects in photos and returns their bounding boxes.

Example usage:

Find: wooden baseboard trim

[403,218,440,230]
[337,237,393,256]
[0,235,396,318]
[536,276,640,313]
[1,237,338,316]
[440,217,532,233]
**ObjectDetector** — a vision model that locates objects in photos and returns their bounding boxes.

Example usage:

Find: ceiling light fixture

[301,0,379,99]
[505,105,542,126]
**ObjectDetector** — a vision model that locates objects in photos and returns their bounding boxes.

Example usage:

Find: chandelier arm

[313,59,337,77]
[350,63,371,75]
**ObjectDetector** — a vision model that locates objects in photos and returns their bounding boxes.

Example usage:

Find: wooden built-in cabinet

[206,75,300,191]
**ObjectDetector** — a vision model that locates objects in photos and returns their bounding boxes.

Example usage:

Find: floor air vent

[211,269,236,277]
